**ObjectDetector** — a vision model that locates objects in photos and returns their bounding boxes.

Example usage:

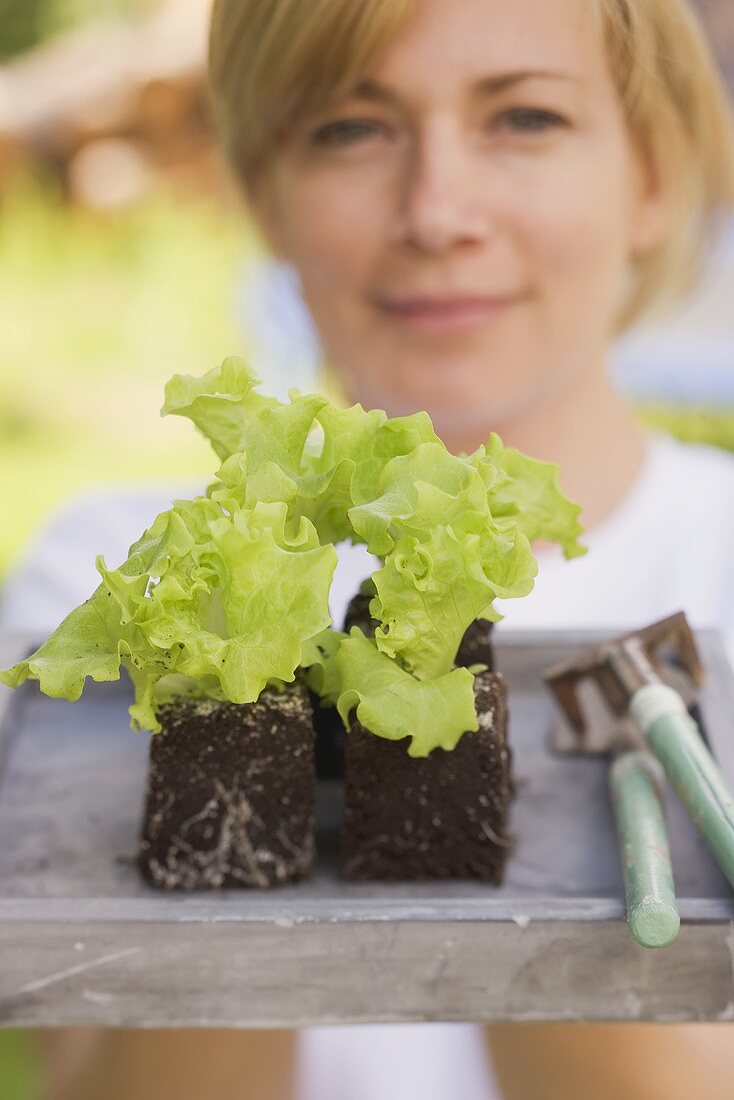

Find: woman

[210,7,734,1091]
[207,0,734,652]
[10,0,734,1096]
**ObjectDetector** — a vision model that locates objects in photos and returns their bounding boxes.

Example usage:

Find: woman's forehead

[355,0,603,103]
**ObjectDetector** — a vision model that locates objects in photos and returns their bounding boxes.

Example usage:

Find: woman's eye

[495,108,568,134]
[311,119,384,147]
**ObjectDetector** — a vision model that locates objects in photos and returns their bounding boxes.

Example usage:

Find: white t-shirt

[2,430,734,1100]
[493,431,734,666]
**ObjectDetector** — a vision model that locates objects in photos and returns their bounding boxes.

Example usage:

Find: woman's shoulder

[643,432,734,527]
[648,431,734,487]
[578,430,734,555]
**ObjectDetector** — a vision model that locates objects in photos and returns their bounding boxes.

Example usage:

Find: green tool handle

[631,683,734,890]
[609,751,680,948]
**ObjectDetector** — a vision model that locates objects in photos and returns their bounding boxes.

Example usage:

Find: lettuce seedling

[1,357,585,755]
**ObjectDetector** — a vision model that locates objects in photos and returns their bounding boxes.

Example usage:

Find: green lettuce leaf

[304,403,441,507]
[175,358,445,546]
[370,525,537,679]
[469,433,586,559]
[161,357,280,460]
[345,440,541,677]
[348,441,491,556]
[1,497,337,732]
[0,498,220,702]
[303,627,479,758]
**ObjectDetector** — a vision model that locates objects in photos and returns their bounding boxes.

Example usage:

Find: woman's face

[256,0,664,438]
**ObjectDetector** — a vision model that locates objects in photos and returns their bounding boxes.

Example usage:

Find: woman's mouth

[374,294,520,335]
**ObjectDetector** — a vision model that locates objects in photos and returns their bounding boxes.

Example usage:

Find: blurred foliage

[0,0,154,60]
[0,1031,41,1100]
[0,173,258,578]
[639,403,734,453]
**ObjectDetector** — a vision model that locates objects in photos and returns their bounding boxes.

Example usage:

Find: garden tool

[542,612,734,949]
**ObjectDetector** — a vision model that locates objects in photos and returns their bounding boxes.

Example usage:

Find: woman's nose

[393,125,490,255]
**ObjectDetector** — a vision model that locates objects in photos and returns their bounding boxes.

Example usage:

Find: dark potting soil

[138,681,316,890]
[455,617,495,671]
[309,687,346,780]
[341,670,512,883]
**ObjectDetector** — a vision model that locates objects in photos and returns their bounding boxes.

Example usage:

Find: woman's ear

[627,138,671,259]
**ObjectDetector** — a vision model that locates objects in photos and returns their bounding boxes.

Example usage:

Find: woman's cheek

[277,169,390,288]
[520,167,633,335]
[279,189,385,362]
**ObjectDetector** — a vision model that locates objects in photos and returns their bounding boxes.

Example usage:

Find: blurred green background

[0,174,249,579]
[1,1,733,1097]
[0,0,261,585]
[0,0,153,60]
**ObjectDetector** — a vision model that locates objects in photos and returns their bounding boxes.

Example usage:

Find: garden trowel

[542,612,734,949]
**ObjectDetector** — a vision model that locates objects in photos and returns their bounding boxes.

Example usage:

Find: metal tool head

[542,612,705,756]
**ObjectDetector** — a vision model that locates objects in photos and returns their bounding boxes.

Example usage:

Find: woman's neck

[438,364,647,536]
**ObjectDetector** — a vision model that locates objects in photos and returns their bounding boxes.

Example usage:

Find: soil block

[341,669,512,883]
[310,586,497,782]
[138,681,316,890]
[455,617,495,671]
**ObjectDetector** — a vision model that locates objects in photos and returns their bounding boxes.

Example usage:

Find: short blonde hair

[208,0,734,330]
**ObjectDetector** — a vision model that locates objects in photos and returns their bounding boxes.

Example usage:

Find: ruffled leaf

[472,433,586,559]
[1,497,337,732]
[162,357,280,460]
[304,627,479,758]
[348,442,490,556]
[370,525,537,679]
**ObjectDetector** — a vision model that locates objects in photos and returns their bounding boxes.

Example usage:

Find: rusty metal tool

[543,612,734,948]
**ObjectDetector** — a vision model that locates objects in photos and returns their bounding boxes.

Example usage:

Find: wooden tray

[1,629,733,1028]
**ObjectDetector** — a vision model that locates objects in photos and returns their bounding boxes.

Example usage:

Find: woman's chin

[383,368,502,419]
[373,385,498,436]
[369,375,539,445]
[339,349,531,426]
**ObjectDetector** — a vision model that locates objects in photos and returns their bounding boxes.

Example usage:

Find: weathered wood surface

[1,629,733,1027]
[3,919,734,1028]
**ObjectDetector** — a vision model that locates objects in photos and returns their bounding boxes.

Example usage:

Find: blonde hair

[208,0,734,329]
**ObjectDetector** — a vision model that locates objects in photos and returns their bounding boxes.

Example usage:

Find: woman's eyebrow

[350,71,581,105]
[474,70,583,94]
